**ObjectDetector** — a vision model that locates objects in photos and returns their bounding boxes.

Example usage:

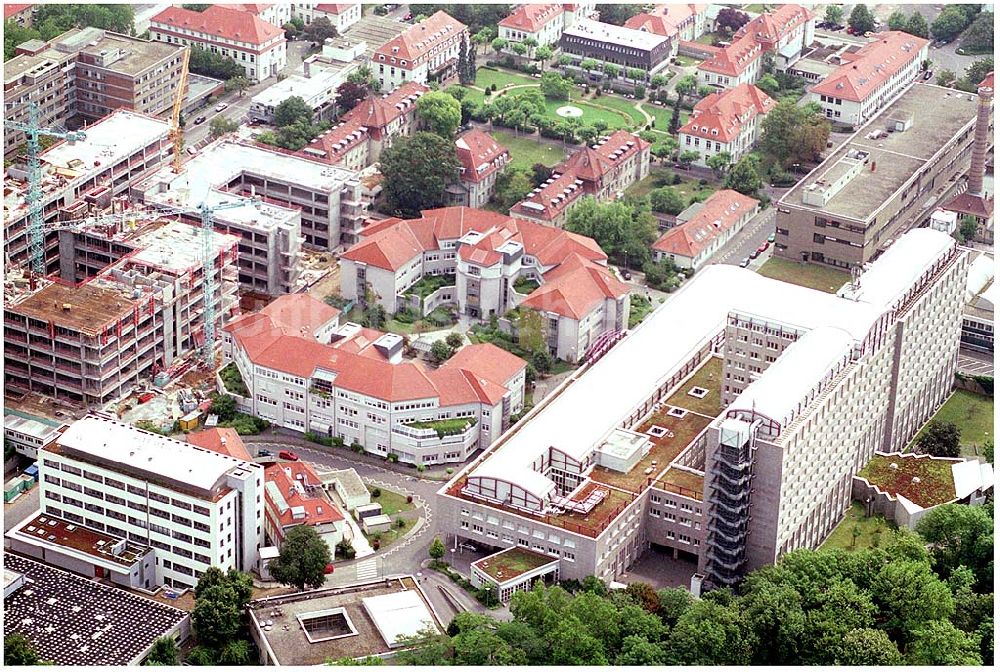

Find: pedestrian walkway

[356,558,379,582]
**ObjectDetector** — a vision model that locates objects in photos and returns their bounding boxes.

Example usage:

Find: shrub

[672,174,682,185]
[416,464,426,473]
[446,467,454,474]
[396,518,406,529]
[350,441,363,452]
[406,494,414,504]
[387,453,399,463]
[332,436,345,447]
[336,540,356,559]
[698,178,708,186]
[371,487,382,498]
[635,84,646,99]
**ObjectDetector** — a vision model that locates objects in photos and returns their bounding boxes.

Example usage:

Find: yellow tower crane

[171,48,191,173]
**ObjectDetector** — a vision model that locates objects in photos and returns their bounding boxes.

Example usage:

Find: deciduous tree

[848,5,877,34]
[906,619,983,665]
[416,90,462,138]
[916,419,961,457]
[379,132,461,217]
[267,525,332,591]
[724,155,763,196]
[145,636,179,665]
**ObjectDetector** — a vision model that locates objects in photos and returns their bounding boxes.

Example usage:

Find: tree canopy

[759,100,830,169]
[848,4,877,34]
[267,524,332,591]
[191,568,254,653]
[5,633,43,665]
[915,419,961,457]
[416,91,462,139]
[379,132,461,217]
[594,4,642,26]
[565,196,658,270]
[189,45,245,80]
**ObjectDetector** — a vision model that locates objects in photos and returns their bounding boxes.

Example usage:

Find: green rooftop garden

[405,417,475,438]
[512,276,540,294]
[756,257,851,294]
[858,454,957,508]
[405,273,456,299]
[474,547,557,581]
[219,362,248,397]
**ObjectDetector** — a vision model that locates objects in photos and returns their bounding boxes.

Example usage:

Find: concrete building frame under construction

[4,219,240,407]
[437,228,968,589]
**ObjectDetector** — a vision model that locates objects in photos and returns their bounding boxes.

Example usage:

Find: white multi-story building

[448,128,511,209]
[371,11,468,92]
[499,4,566,51]
[340,206,631,362]
[437,228,968,590]
[37,414,265,590]
[295,3,363,34]
[808,31,930,127]
[149,4,286,82]
[222,294,527,466]
[625,4,709,43]
[678,83,775,167]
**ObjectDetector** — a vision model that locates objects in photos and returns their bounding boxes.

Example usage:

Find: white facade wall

[149,24,286,83]
[679,112,763,167]
[38,449,264,590]
[296,3,362,34]
[698,55,760,89]
[500,13,565,49]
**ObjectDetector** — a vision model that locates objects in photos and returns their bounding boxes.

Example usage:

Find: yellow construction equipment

[171,48,190,173]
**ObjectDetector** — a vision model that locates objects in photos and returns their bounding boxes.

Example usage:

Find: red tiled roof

[330,326,395,360]
[4,4,32,20]
[228,3,274,14]
[625,4,705,37]
[653,190,759,258]
[343,81,429,130]
[698,30,761,76]
[187,428,253,461]
[151,4,284,45]
[980,72,994,92]
[315,3,358,15]
[810,31,928,103]
[455,128,510,184]
[510,170,588,221]
[373,10,466,66]
[443,343,527,386]
[500,3,563,32]
[519,262,629,320]
[736,3,810,46]
[259,293,340,337]
[943,193,994,220]
[264,461,344,531]
[679,83,775,143]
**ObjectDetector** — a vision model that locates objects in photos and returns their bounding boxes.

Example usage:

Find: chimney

[968,76,993,197]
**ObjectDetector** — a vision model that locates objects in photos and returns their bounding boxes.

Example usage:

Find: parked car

[750,249,761,260]
[767,232,776,243]
[186,146,197,155]
[257,449,272,457]
[622,270,632,281]
[404,12,413,21]
[278,449,299,461]
[194,115,207,124]
[739,257,750,267]
[758,241,770,254]
[923,70,934,81]
[215,102,228,112]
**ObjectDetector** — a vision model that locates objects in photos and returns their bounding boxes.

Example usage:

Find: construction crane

[42,197,257,367]
[6,103,87,275]
[171,47,191,173]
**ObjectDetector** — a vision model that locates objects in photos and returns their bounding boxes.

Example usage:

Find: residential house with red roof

[447,129,511,208]
[340,206,629,362]
[652,190,760,269]
[222,291,527,465]
[187,428,254,461]
[263,461,346,550]
[678,83,775,167]
[697,3,812,89]
[808,31,929,127]
[499,4,566,53]
[625,4,708,43]
[4,3,33,25]
[149,4,286,82]
[303,4,363,34]
[371,10,468,92]
[511,130,651,227]
[296,81,429,171]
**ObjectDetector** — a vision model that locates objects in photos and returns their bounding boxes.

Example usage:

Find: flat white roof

[252,66,350,108]
[42,111,170,173]
[361,591,437,648]
[564,18,670,51]
[965,253,994,302]
[467,229,957,488]
[56,415,255,494]
[130,220,240,273]
[142,140,357,228]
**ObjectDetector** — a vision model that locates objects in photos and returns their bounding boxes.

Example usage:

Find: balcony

[392,419,478,450]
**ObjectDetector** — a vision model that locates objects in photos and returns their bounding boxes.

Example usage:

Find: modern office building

[149,4,286,82]
[438,227,968,590]
[510,130,651,227]
[371,11,468,92]
[678,83,775,167]
[652,190,760,269]
[560,18,674,75]
[4,219,240,406]
[37,414,265,589]
[3,27,185,158]
[697,3,812,89]
[3,110,172,271]
[808,31,929,127]
[775,82,982,269]
[447,128,511,208]
[250,59,355,123]
[222,293,527,466]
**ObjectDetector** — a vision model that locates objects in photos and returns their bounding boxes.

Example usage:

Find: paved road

[957,349,994,376]
[4,486,39,532]
[711,207,776,268]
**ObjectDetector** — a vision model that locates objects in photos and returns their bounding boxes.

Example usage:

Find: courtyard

[913,389,994,458]
[756,256,852,293]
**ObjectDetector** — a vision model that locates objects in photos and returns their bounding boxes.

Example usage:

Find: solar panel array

[3,554,187,666]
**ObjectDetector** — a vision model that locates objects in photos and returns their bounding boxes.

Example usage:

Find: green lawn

[756,257,851,294]
[674,55,700,67]
[640,104,689,132]
[490,129,568,171]
[626,166,718,202]
[369,486,415,517]
[859,454,956,508]
[695,31,728,45]
[588,94,648,127]
[913,390,994,457]
[475,67,540,91]
[820,502,895,552]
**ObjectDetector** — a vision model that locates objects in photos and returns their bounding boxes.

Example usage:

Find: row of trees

[930,4,983,43]
[392,504,992,666]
